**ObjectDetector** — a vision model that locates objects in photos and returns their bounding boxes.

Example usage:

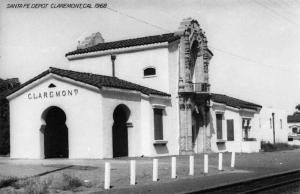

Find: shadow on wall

[154,145,169,154]
[209,111,216,138]
[216,143,226,151]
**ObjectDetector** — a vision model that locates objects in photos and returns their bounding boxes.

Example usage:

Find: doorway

[42,106,68,158]
[192,110,205,153]
[112,104,130,157]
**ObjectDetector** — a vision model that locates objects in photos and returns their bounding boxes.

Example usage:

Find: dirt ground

[0,149,300,193]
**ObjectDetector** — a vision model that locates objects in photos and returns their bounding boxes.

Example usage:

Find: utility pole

[272,113,275,144]
[111,55,116,77]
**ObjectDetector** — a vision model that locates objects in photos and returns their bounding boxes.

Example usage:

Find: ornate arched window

[143,67,156,77]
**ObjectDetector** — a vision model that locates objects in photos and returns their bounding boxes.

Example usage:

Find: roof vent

[77,32,104,49]
[48,83,56,88]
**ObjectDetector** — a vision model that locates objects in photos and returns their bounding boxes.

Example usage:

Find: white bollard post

[218,153,223,171]
[231,152,235,169]
[189,155,194,176]
[104,162,111,190]
[153,159,158,182]
[130,160,136,185]
[171,157,176,179]
[204,154,208,174]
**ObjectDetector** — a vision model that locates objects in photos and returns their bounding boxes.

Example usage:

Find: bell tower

[176,18,213,154]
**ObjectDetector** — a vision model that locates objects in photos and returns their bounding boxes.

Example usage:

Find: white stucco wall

[9,75,103,159]
[258,107,289,143]
[210,103,261,153]
[101,88,178,158]
[166,41,180,155]
[101,90,142,158]
[69,55,112,76]
[149,97,179,156]
[68,43,180,158]
[68,47,170,93]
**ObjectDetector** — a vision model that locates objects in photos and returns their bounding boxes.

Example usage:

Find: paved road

[256,181,300,194]
[0,149,299,194]
[91,150,300,194]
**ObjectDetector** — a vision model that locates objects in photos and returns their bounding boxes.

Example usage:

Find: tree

[0,78,20,155]
[296,104,300,112]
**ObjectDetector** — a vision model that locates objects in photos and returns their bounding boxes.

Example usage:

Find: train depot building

[7,19,263,159]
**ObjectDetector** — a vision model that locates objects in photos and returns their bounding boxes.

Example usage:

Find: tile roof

[65,33,180,57]
[287,113,300,123]
[6,67,171,98]
[211,93,262,111]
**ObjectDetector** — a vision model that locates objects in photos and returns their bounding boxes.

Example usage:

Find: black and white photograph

[0,0,299,193]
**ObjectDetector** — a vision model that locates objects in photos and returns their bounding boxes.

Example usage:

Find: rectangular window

[242,118,251,139]
[280,119,282,129]
[227,119,234,141]
[154,108,163,140]
[216,114,223,139]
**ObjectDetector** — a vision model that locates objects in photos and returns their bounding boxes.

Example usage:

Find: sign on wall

[27,89,79,100]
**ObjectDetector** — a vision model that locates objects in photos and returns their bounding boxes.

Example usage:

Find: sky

[0,0,299,113]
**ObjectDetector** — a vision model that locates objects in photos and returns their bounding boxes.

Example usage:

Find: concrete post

[189,155,194,176]
[272,113,276,144]
[130,160,136,185]
[104,162,110,189]
[204,154,208,174]
[171,157,176,179]
[218,153,223,171]
[153,159,158,182]
[231,152,235,168]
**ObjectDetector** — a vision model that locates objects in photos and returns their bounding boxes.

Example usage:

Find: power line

[253,0,300,28]
[106,7,171,33]
[209,46,288,71]
[104,4,291,72]
[293,0,300,5]
[266,0,297,19]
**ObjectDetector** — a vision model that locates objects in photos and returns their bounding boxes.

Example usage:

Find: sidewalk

[0,149,299,193]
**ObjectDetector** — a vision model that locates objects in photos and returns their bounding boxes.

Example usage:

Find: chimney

[111,55,116,77]
[77,32,104,49]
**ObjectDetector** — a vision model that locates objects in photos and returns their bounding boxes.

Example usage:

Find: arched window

[292,127,298,134]
[143,67,156,77]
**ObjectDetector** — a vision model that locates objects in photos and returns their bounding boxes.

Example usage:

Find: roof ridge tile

[66,32,179,57]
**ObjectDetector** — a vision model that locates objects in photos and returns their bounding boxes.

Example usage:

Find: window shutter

[216,114,223,139]
[154,109,163,140]
[227,119,234,141]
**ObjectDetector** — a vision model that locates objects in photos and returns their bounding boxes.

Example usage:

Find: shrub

[0,176,18,188]
[61,173,84,191]
[0,113,10,155]
[23,178,51,194]
[261,141,300,152]
[1,174,86,193]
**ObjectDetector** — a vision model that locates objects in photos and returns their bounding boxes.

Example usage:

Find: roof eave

[6,70,102,101]
[66,42,169,60]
